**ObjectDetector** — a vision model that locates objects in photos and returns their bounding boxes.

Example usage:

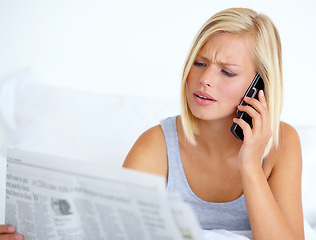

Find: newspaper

[3,147,203,240]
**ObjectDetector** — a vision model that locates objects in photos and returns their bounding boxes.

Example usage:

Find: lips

[193,91,216,106]
[194,91,216,101]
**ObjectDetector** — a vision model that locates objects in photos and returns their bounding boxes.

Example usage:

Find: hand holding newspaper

[4,148,203,240]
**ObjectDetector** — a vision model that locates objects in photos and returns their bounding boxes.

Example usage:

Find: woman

[123,8,305,240]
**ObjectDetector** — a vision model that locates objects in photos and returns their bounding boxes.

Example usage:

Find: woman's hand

[233,90,272,172]
[0,225,23,240]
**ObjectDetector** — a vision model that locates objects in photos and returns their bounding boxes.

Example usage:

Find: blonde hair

[180,8,283,158]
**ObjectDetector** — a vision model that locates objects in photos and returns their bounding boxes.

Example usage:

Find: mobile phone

[230,73,264,140]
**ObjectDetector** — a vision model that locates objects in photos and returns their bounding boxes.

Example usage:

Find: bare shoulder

[266,122,299,158]
[274,122,301,162]
[279,121,301,146]
[266,121,303,185]
[122,125,168,177]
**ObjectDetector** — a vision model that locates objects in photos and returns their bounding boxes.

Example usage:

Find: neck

[193,117,242,158]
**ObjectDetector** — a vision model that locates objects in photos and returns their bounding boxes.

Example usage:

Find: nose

[201,78,211,88]
[200,66,216,88]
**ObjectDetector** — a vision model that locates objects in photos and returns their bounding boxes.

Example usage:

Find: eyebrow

[197,54,240,68]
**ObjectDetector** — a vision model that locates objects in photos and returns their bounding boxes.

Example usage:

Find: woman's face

[186,33,257,121]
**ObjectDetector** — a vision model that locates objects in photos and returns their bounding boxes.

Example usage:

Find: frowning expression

[186,33,257,121]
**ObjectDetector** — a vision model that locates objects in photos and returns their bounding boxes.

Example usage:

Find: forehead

[198,33,254,65]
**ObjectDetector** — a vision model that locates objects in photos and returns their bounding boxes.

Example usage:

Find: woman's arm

[268,123,304,238]
[242,123,304,240]
[122,125,168,177]
[234,91,304,240]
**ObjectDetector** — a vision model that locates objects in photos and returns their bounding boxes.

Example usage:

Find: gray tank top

[161,116,251,231]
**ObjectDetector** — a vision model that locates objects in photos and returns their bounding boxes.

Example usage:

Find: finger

[0,234,24,240]
[243,96,269,126]
[243,90,268,114]
[237,104,262,130]
[237,104,260,120]
[240,94,271,139]
[0,225,23,240]
[243,97,263,114]
[247,91,270,121]
[257,90,271,129]
[233,117,252,137]
[0,225,15,234]
[258,90,268,108]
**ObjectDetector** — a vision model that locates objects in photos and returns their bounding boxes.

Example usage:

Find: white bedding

[203,219,316,240]
[0,69,315,239]
[203,230,253,240]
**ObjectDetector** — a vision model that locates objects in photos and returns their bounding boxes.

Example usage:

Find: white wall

[0,0,316,125]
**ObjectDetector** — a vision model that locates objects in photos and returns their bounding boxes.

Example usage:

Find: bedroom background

[0,0,315,238]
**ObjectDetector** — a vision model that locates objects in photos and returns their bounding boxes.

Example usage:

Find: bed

[0,69,315,239]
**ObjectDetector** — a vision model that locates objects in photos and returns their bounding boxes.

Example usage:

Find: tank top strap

[160,116,185,192]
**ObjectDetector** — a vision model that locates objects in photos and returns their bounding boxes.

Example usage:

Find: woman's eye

[193,61,206,67]
[221,69,236,77]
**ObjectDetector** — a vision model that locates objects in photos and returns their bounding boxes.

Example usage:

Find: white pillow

[0,69,180,167]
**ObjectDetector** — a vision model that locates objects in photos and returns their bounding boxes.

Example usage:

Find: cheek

[220,84,246,106]
[186,70,195,87]
[185,70,198,96]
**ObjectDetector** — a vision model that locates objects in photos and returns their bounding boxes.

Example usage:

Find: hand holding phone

[230,73,264,140]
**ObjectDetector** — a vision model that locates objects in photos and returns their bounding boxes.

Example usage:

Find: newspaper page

[4,147,203,240]
[0,155,6,224]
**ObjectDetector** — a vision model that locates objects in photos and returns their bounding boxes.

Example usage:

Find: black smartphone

[230,73,264,140]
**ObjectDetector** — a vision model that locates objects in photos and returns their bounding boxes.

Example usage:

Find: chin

[190,109,236,123]
[190,111,216,121]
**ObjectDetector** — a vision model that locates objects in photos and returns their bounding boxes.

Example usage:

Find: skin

[123,33,305,240]
[0,225,23,240]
